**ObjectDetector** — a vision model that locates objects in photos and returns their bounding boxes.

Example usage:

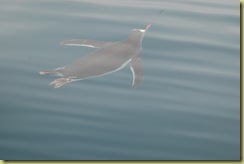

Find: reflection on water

[0,0,240,160]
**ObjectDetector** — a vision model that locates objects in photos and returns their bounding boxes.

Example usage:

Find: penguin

[39,24,151,88]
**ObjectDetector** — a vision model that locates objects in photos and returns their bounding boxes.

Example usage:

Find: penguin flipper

[130,57,144,88]
[60,39,115,48]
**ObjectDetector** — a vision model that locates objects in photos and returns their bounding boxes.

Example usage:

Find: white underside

[62,43,97,48]
[69,58,133,82]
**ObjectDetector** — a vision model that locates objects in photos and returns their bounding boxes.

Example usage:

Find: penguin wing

[130,57,144,88]
[60,39,115,48]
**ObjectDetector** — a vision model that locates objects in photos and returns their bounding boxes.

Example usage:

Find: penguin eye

[138,29,146,32]
[132,29,145,33]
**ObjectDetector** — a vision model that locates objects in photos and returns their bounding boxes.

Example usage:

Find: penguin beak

[145,24,151,31]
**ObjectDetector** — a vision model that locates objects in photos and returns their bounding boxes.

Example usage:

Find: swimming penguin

[39,24,151,88]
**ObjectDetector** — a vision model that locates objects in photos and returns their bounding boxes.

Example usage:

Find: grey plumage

[39,24,151,88]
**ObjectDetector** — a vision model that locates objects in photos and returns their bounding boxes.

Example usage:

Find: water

[0,0,240,160]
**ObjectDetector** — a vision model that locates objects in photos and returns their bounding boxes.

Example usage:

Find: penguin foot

[50,78,74,88]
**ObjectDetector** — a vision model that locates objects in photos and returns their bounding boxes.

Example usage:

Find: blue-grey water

[0,0,240,160]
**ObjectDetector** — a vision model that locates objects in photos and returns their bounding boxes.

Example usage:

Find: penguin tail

[39,70,60,76]
[39,70,54,75]
[39,66,65,76]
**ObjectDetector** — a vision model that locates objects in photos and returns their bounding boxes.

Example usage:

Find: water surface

[0,0,240,160]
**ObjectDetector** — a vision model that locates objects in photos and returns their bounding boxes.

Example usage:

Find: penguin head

[128,24,151,44]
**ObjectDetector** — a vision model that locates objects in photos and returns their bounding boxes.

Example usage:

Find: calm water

[0,0,240,160]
